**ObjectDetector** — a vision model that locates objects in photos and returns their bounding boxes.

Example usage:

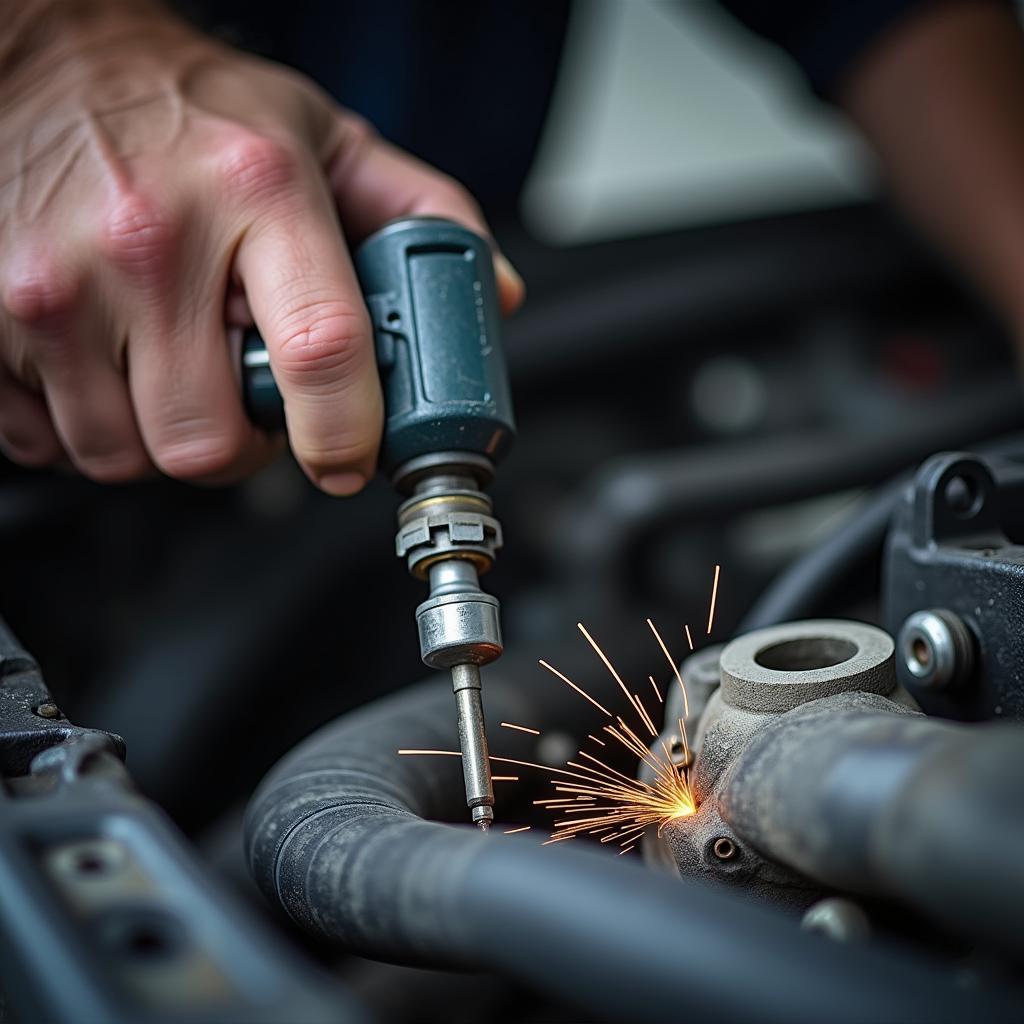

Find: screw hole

[911,636,931,669]
[712,836,737,861]
[944,474,983,519]
[386,310,401,325]
[95,909,185,962]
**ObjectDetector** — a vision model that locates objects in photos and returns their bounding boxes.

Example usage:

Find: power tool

[239,217,514,830]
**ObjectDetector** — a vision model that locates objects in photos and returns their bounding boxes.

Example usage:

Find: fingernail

[494,253,526,299]
[319,471,366,496]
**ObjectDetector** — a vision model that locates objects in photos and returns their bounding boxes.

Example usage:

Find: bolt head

[34,702,62,720]
[898,609,973,690]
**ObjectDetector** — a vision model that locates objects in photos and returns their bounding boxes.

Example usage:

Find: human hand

[0,0,524,493]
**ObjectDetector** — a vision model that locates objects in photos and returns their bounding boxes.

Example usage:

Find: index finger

[234,174,383,496]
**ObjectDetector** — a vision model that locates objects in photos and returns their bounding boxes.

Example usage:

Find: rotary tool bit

[240,218,515,829]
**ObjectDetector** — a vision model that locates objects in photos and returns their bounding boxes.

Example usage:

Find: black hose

[244,650,1019,1023]
[740,433,1024,631]
[720,694,1024,961]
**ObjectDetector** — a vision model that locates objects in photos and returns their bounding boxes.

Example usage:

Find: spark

[647,618,690,719]
[400,587,722,855]
[648,675,663,703]
[539,659,612,717]
[578,622,656,736]
[501,722,540,736]
[707,564,721,635]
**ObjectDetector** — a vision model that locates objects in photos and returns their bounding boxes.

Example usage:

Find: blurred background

[2,3,1022,1017]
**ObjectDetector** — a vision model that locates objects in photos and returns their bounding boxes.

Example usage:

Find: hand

[0,0,524,494]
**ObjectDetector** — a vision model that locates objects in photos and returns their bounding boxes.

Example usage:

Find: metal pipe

[720,698,1024,960]
[244,651,1021,1022]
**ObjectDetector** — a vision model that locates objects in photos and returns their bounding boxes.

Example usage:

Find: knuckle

[152,424,248,480]
[99,196,177,279]
[2,259,81,326]
[272,300,371,383]
[216,134,299,204]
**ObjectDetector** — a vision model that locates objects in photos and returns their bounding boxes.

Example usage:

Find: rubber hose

[244,655,1019,1023]
[720,695,1024,961]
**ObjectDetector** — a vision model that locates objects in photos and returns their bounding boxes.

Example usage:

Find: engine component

[653,618,1024,963]
[0,619,351,1024]
[883,450,1024,720]
[897,608,975,691]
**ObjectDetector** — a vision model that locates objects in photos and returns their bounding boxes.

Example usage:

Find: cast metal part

[651,620,918,908]
[897,609,974,690]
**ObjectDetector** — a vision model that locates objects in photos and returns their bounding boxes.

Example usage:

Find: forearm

[842,1,1024,333]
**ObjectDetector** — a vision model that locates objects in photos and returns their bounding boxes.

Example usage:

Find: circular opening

[754,637,857,672]
[943,474,983,519]
[386,310,401,325]
[95,909,185,962]
[74,852,110,876]
[910,636,931,670]
[712,837,737,861]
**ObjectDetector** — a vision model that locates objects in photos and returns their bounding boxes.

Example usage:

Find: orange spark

[503,826,531,834]
[647,617,690,719]
[649,675,663,703]
[501,722,541,736]
[588,733,606,747]
[578,622,654,734]
[684,624,694,650]
[707,564,721,635]
[492,775,519,782]
[539,660,612,717]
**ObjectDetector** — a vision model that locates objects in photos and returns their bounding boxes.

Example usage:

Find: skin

[4,1,1024,493]
[0,0,524,494]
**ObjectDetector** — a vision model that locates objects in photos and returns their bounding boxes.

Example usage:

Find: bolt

[712,836,737,861]
[801,897,871,942]
[898,609,974,690]
[34,702,62,719]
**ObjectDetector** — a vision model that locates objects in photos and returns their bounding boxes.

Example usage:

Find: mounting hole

[386,310,401,325]
[754,637,857,672]
[94,908,186,963]
[48,839,127,882]
[943,474,983,520]
[911,636,931,670]
[710,836,738,862]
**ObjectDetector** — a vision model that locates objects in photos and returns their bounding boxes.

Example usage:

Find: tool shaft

[451,663,494,828]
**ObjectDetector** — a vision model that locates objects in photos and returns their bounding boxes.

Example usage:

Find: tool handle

[240,217,515,478]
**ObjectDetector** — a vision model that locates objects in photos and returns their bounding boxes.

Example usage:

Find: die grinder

[240,218,515,830]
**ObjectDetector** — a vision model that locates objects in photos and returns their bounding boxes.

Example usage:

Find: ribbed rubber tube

[244,652,1018,1023]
